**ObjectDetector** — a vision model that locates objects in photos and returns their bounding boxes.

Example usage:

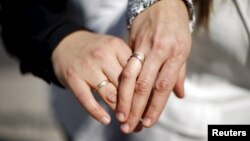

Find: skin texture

[52,31,131,125]
[51,0,191,133]
[116,0,191,133]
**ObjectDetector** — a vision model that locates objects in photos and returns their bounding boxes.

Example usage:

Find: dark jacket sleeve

[0,0,85,86]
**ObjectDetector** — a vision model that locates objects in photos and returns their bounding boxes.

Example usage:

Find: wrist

[127,0,195,32]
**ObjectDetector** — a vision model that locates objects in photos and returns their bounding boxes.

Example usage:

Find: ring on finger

[131,52,145,64]
[95,79,110,92]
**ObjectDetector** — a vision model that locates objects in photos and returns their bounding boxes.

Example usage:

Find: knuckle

[155,79,170,93]
[90,47,106,60]
[106,87,117,98]
[135,79,150,95]
[130,109,141,120]
[107,87,117,95]
[172,36,191,57]
[121,68,134,79]
[151,36,165,50]
[150,32,191,61]
[88,105,102,116]
[148,103,159,114]
[65,68,77,81]
[106,36,123,46]
[165,36,179,53]
[151,35,175,59]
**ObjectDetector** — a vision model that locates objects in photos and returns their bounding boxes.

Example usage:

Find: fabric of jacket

[0,0,84,86]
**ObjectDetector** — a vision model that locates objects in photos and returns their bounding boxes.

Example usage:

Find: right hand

[116,0,191,133]
[52,30,131,125]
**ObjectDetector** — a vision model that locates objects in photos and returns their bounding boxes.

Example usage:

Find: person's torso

[159,0,250,138]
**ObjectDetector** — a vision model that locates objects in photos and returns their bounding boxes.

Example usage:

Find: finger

[87,72,118,111]
[116,42,132,67]
[95,82,117,111]
[173,63,186,98]
[103,58,123,87]
[68,77,111,125]
[120,54,163,133]
[116,56,143,123]
[142,59,183,128]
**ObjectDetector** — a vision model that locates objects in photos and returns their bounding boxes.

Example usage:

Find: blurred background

[0,34,66,141]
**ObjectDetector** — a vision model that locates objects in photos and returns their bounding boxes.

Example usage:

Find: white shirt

[68,0,128,34]
[159,0,250,139]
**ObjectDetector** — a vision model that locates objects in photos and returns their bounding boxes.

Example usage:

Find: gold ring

[131,52,145,64]
[95,80,110,92]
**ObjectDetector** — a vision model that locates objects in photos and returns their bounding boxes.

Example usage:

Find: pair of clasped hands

[52,0,191,134]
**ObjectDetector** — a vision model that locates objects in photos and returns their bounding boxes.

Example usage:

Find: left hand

[116,0,192,133]
[52,31,132,125]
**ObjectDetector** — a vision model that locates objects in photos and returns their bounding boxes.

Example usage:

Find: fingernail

[142,118,152,127]
[121,123,130,133]
[116,112,125,122]
[100,116,111,125]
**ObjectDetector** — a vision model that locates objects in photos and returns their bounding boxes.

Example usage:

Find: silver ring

[95,80,110,92]
[131,52,145,64]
